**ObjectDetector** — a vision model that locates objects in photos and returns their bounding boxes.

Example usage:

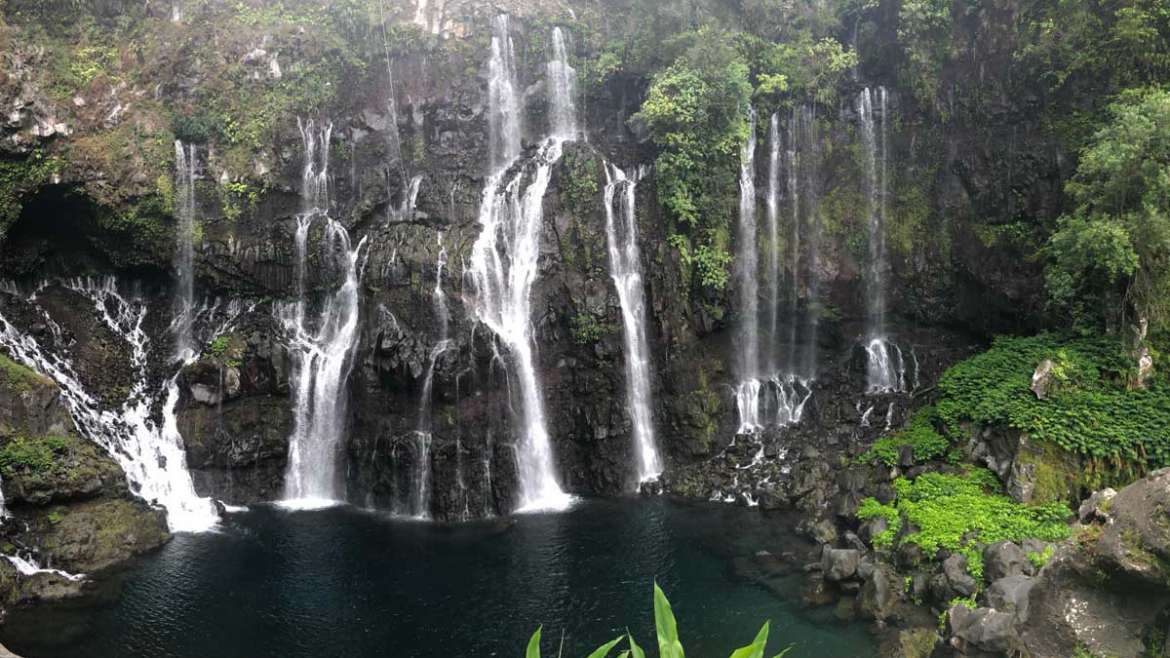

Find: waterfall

[0,278,218,532]
[603,164,662,485]
[6,553,84,582]
[734,109,761,433]
[765,113,782,375]
[547,27,578,140]
[281,120,369,507]
[392,174,423,223]
[411,234,450,519]
[734,108,818,433]
[486,15,521,172]
[465,21,577,512]
[858,87,904,393]
[796,106,822,380]
[173,141,198,361]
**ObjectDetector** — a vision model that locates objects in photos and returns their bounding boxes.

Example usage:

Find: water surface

[3,499,876,658]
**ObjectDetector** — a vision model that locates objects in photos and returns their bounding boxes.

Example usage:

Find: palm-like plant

[525,584,792,658]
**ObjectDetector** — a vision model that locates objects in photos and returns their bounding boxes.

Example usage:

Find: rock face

[1016,471,1170,657]
[0,0,1071,525]
[0,357,169,620]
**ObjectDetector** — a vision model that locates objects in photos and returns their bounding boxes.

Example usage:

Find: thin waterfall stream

[603,164,662,485]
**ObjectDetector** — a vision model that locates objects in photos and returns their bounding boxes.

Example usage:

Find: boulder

[986,575,1035,623]
[1030,359,1056,400]
[942,553,978,597]
[859,563,901,622]
[949,605,1022,654]
[821,548,861,582]
[879,627,938,658]
[1077,487,1117,524]
[983,540,1034,581]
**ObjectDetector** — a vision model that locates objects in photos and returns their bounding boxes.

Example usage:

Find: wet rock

[29,498,168,573]
[801,573,835,607]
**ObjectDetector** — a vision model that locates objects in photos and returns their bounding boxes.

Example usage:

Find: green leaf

[727,622,769,658]
[527,627,542,658]
[653,583,686,658]
[771,649,793,658]
[627,633,646,658]
[585,637,624,658]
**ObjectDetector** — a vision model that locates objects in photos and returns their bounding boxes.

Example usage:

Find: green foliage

[936,334,1170,468]
[0,435,71,478]
[856,498,902,547]
[1015,0,1170,99]
[858,407,951,467]
[523,585,789,658]
[562,151,599,211]
[570,313,611,346]
[897,0,951,110]
[207,335,232,357]
[1045,88,1170,332]
[634,26,751,293]
[1027,544,1055,570]
[857,469,1072,581]
[0,150,64,237]
[0,353,50,392]
[738,34,856,108]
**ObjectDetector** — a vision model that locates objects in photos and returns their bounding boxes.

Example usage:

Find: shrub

[0,435,71,477]
[935,334,1170,469]
[858,406,950,467]
[524,584,790,658]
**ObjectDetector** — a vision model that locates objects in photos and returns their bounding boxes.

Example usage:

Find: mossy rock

[0,432,124,506]
[1011,437,1082,505]
[28,498,169,573]
[0,354,51,394]
[879,627,938,658]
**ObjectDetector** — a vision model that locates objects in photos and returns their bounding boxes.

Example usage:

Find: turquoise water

[2,498,877,658]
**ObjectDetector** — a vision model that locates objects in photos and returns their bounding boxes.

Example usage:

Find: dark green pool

[1,498,877,658]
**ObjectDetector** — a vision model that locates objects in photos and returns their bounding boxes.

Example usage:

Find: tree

[633,26,751,292]
[1045,88,1170,335]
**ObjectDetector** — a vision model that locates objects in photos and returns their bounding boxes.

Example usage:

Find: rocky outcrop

[0,356,168,620]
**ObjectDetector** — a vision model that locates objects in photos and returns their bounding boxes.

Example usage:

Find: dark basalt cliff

[0,0,1149,653]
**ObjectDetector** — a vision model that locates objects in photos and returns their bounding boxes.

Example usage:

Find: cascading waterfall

[0,277,218,532]
[734,109,816,434]
[281,119,369,507]
[858,87,905,394]
[734,109,764,433]
[465,20,576,512]
[173,141,198,361]
[603,164,662,485]
[486,15,521,172]
[410,234,451,518]
[547,27,578,140]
